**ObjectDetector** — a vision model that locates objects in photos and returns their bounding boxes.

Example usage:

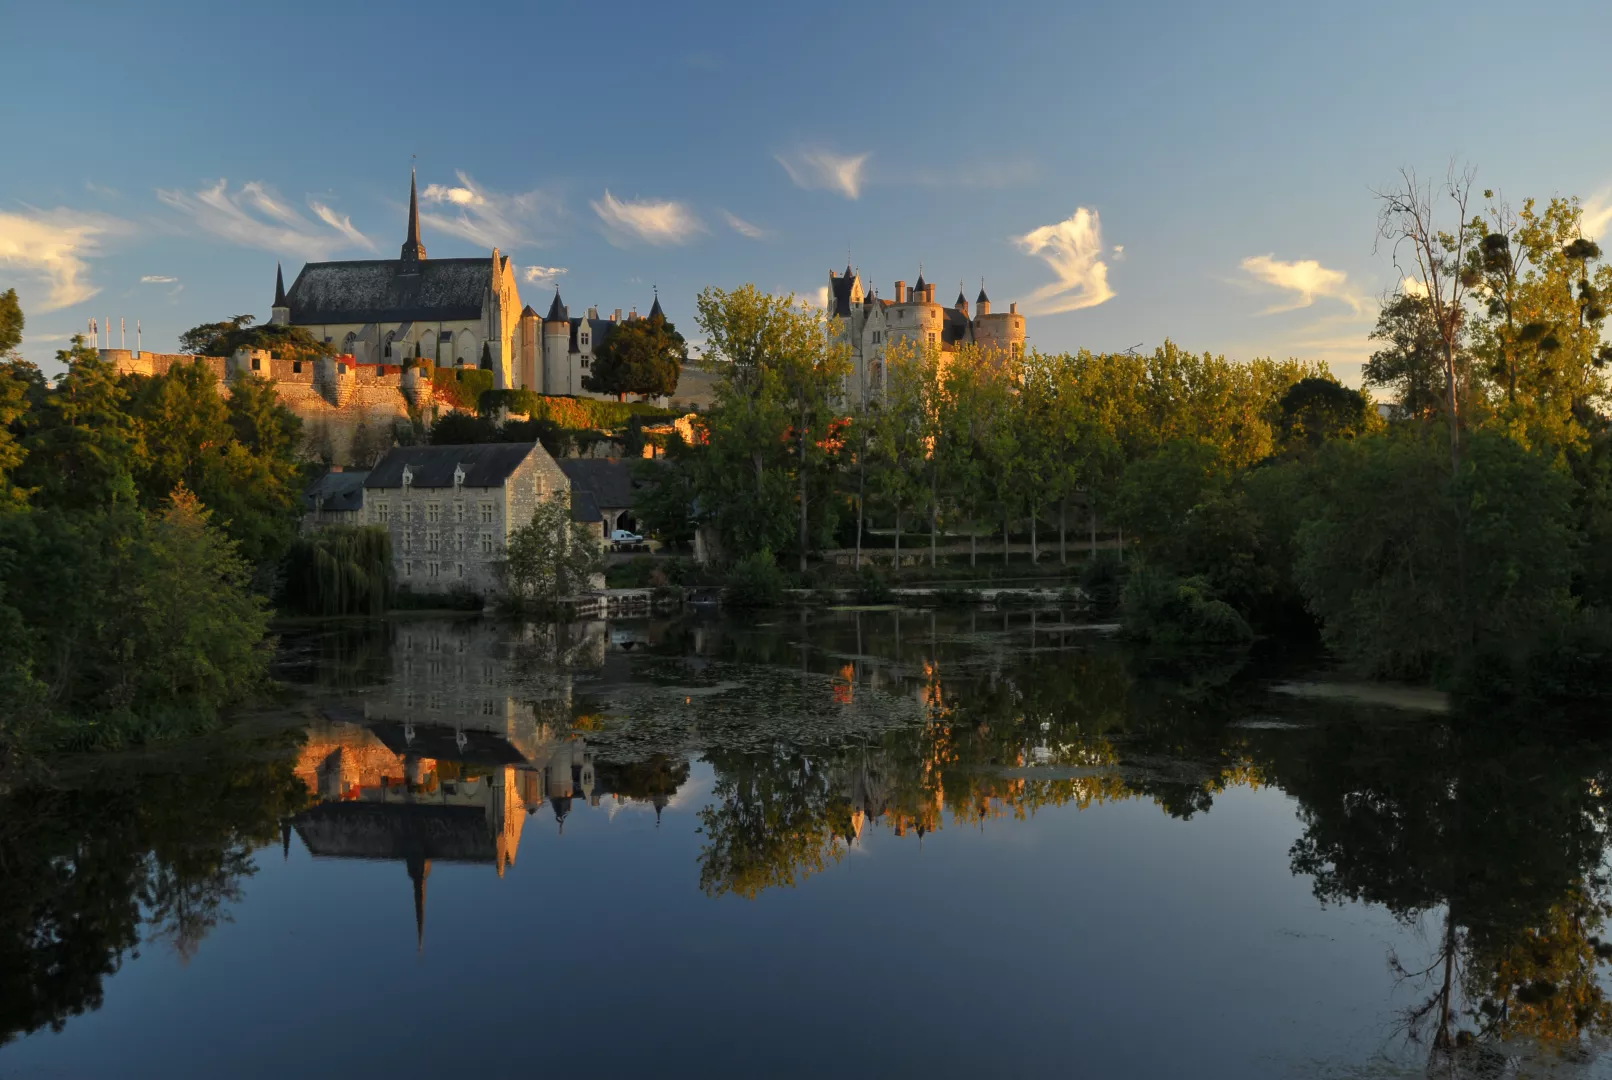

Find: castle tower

[518,304,541,390]
[955,283,969,318]
[270,263,290,326]
[401,169,427,263]
[542,288,570,395]
[976,283,991,317]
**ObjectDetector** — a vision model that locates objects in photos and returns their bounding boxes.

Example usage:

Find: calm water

[5,609,1612,1078]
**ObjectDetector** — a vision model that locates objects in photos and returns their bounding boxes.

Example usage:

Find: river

[3,608,1610,1078]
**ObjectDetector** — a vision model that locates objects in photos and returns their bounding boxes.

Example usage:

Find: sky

[5,0,1612,382]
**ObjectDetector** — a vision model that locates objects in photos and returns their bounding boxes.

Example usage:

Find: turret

[976,283,991,318]
[271,263,290,325]
[955,284,969,318]
[542,288,571,394]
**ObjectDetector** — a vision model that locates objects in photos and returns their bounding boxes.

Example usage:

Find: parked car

[611,528,644,544]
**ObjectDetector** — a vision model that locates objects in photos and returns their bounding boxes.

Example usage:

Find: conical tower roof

[401,169,427,261]
[545,288,567,322]
[273,263,287,308]
[648,288,664,320]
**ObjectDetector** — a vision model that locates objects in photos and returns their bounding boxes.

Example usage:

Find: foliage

[430,367,495,410]
[281,526,393,616]
[501,492,604,610]
[178,315,332,363]
[1277,376,1372,452]
[1120,564,1253,646]
[583,308,686,398]
[724,549,787,608]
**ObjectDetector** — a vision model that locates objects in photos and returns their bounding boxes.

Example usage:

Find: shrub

[281,526,393,616]
[1079,550,1125,614]
[725,550,786,608]
[430,367,495,410]
[854,563,892,604]
[1120,564,1252,646]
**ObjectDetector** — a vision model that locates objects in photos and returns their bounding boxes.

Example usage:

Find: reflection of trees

[0,741,308,1044]
[697,747,850,899]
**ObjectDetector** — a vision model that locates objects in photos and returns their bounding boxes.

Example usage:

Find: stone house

[363,442,569,596]
[301,467,369,532]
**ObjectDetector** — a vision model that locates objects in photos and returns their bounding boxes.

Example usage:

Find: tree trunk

[1118,525,1124,563]
[895,508,902,566]
[798,418,809,574]
[1090,504,1097,557]
[1003,515,1010,565]
[930,501,938,569]
[1059,501,1067,565]
[1029,508,1039,564]
[970,524,976,567]
[855,467,864,571]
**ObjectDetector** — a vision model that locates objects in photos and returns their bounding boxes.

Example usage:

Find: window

[375,503,389,523]
[456,530,465,551]
[928,332,937,346]
[403,534,412,554]
[455,501,465,523]
[251,356,261,371]
[403,561,412,576]
[482,699,496,716]
[581,333,589,347]
[426,532,439,553]
[426,502,440,523]
[293,361,302,374]
[402,503,413,524]
[428,561,440,579]
[457,563,465,579]
[481,534,494,555]
[479,502,494,524]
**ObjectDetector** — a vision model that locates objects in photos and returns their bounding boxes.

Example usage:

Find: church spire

[401,168,427,262]
[273,263,286,308]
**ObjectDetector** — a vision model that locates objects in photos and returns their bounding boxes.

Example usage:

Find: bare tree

[1374,164,1477,472]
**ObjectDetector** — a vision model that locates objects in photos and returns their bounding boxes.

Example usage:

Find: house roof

[303,468,370,512]
[570,488,601,524]
[284,257,491,324]
[569,316,615,353]
[558,458,636,510]
[366,443,540,489]
[292,802,497,863]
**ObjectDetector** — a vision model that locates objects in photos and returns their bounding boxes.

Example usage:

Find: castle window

[455,501,465,523]
[458,564,466,579]
[402,503,413,524]
[481,534,494,555]
[426,502,441,523]
[429,562,440,579]
[375,502,389,523]
[403,533,412,554]
[293,361,302,374]
[251,357,261,371]
[403,561,412,576]
[427,531,440,553]
[928,333,937,346]
[480,502,494,524]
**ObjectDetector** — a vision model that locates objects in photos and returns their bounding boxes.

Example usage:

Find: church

[271,171,661,398]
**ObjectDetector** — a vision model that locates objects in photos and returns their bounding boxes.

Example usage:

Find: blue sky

[5,0,1612,381]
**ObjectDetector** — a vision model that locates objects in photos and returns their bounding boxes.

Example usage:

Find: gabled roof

[520,304,539,318]
[558,458,636,509]
[569,316,615,353]
[292,802,496,863]
[303,469,369,512]
[365,443,541,489]
[284,258,491,323]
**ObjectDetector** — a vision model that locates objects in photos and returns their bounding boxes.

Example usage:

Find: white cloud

[1400,276,1430,299]
[721,210,768,240]
[1239,253,1367,315]
[157,180,371,261]
[140,274,177,284]
[523,264,568,285]
[1014,207,1116,315]
[0,207,126,312]
[1583,188,1612,242]
[419,171,559,250]
[1113,244,1125,256]
[591,190,703,247]
[309,200,376,251]
[775,150,870,200]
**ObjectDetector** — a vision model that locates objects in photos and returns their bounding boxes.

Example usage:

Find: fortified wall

[104,347,435,467]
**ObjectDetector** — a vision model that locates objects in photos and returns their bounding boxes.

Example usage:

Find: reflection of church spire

[407,851,432,954]
[281,819,292,861]
[652,791,668,827]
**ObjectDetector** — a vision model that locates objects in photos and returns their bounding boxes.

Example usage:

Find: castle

[826,265,1026,401]
[272,170,662,399]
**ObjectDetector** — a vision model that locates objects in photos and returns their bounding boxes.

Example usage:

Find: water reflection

[7,609,1612,1074]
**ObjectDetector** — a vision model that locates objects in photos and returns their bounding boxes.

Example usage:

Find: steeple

[401,168,427,262]
[408,854,431,954]
[545,287,567,323]
[270,263,291,325]
[648,286,664,321]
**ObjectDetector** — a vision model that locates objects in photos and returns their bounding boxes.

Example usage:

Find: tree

[0,289,21,358]
[1365,293,1452,420]
[584,309,686,399]
[1277,376,1371,452]
[16,338,138,512]
[178,316,332,363]
[503,492,604,607]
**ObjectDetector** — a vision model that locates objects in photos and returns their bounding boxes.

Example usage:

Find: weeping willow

[282,527,393,616]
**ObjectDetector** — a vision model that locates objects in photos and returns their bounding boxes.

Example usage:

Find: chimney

[895,280,907,304]
[612,308,621,322]
[629,308,638,320]
[1010,302,1018,315]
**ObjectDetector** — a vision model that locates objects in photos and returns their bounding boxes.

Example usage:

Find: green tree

[1365,293,1453,421]
[503,492,604,607]
[1276,376,1372,453]
[178,316,332,363]
[584,308,686,399]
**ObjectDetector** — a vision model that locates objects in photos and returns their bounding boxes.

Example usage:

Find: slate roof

[545,290,568,322]
[829,272,855,317]
[568,316,616,352]
[558,458,636,510]
[942,308,971,346]
[292,802,497,863]
[570,488,601,524]
[648,293,664,320]
[303,469,369,513]
[366,443,539,489]
[284,257,491,324]
[977,284,990,305]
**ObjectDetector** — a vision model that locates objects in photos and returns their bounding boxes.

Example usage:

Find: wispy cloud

[775,150,870,200]
[84,180,120,198]
[1014,207,1116,315]
[419,171,559,250]
[309,200,375,251]
[157,180,371,261]
[0,207,127,312]
[140,274,177,284]
[1582,187,1612,243]
[523,264,567,285]
[591,190,703,246]
[1239,254,1366,315]
[720,210,768,240]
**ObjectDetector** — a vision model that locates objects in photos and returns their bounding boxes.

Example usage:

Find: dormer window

[453,465,466,491]
[581,333,590,347]
[401,465,413,489]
